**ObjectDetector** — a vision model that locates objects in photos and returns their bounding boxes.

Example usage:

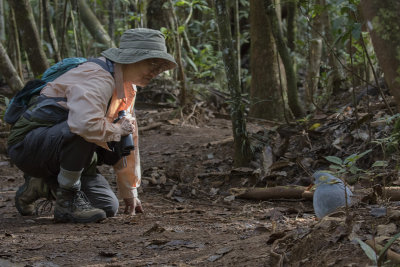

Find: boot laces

[35,199,54,215]
[73,191,93,210]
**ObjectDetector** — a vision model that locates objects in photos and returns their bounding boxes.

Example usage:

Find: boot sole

[54,210,106,223]
[15,177,34,216]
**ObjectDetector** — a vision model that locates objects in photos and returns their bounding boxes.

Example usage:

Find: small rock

[370,206,387,217]
[25,219,35,224]
[223,195,235,203]
[377,223,397,236]
[388,209,400,220]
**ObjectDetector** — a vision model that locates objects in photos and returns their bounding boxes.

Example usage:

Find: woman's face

[123,59,167,87]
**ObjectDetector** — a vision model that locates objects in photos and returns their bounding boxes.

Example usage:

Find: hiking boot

[15,175,56,216]
[54,188,106,223]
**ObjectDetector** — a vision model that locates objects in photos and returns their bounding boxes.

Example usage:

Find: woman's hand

[117,117,135,136]
[123,197,144,215]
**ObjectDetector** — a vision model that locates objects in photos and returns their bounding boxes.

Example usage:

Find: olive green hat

[101,28,177,70]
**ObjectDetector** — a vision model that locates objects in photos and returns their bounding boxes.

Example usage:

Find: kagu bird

[312,171,353,219]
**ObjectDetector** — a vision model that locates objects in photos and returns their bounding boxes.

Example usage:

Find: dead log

[379,187,400,201]
[231,186,313,201]
[231,186,400,202]
[201,137,234,147]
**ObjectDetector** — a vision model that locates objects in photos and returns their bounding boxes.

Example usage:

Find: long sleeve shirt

[41,58,141,199]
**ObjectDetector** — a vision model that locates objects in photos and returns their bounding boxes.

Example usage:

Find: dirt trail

[0,107,376,266]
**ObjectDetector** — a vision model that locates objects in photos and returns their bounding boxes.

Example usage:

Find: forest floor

[1,81,400,266]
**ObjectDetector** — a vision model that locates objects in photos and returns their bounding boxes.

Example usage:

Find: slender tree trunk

[108,0,115,43]
[360,0,400,111]
[8,7,23,80]
[168,0,187,107]
[60,0,69,58]
[8,0,49,77]
[38,0,43,42]
[43,0,61,62]
[0,0,5,42]
[321,0,344,95]
[215,0,251,167]
[250,0,284,120]
[286,0,296,52]
[0,42,24,93]
[304,0,323,110]
[77,0,116,48]
[265,0,304,118]
[233,0,241,84]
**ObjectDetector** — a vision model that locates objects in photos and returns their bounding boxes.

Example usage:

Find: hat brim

[101,48,177,71]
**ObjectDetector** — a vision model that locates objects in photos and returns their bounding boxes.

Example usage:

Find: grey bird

[312,171,353,219]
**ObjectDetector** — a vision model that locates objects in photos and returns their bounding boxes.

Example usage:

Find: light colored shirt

[41,59,141,199]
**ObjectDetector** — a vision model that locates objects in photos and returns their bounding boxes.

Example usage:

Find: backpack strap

[87,58,114,77]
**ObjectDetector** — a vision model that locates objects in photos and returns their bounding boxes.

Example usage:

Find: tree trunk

[286,0,296,52]
[0,41,24,93]
[265,0,304,118]
[250,0,284,120]
[167,0,187,107]
[77,0,116,48]
[0,0,5,41]
[215,0,252,167]
[233,0,241,85]
[320,0,344,95]
[108,0,115,43]
[8,7,23,80]
[147,0,168,30]
[360,0,400,111]
[8,0,49,77]
[304,0,323,111]
[43,0,61,62]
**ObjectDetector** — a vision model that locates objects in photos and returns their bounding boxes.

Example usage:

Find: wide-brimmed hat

[101,28,177,71]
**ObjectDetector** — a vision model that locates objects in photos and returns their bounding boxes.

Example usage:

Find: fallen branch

[231,186,400,202]
[365,240,400,264]
[231,186,313,201]
[139,122,163,133]
[201,137,234,147]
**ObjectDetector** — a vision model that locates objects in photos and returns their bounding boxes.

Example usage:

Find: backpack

[4,57,113,125]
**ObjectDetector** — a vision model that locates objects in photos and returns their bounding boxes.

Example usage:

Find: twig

[166,184,177,198]
[181,101,203,126]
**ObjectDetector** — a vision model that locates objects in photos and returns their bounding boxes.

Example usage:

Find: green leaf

[325,156,343,165]
[378,232,400,264]
[349,165,361,174]
[351,23,362,41]
[178,25,186,34]
[372,161,389,168]
[329,164,343,170]
[175,0,188,7]
[355,238,377,264]
[186,57,198,72]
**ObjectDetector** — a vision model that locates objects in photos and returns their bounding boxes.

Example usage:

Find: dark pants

[8,121,120,217]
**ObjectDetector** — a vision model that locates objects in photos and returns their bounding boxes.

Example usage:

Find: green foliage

[325,149,372,175]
